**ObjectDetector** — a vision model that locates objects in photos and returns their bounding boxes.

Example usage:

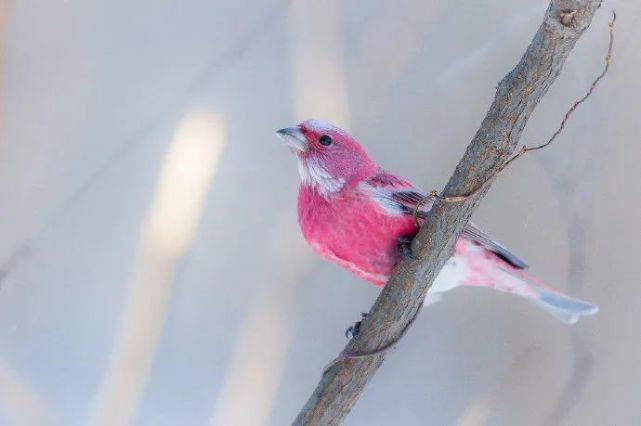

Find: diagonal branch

[294,1,605,424]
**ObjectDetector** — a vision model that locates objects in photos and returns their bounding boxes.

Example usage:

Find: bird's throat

[297,156,345,198]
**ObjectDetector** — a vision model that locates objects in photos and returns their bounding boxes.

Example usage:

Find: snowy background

[0,1,640,425]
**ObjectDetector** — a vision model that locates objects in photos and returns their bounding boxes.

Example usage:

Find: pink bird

[277,120,598,324]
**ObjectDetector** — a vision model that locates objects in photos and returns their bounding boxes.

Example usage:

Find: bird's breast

[297,185,417,285]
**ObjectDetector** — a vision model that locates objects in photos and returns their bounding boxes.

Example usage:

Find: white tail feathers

[531,290,599,324]
[427,246,599,324]
[496,266,599,324]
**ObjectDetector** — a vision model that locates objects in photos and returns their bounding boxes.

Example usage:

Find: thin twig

[323,305,422,374]
[413,10,616,221]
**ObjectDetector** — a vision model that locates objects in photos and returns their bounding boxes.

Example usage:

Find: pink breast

[298,186,418,285]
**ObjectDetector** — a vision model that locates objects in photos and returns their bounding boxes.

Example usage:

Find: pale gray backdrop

[0,1,640,425]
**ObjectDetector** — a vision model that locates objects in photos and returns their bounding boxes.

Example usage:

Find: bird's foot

[345,312,368,339]
[397,236,416,260]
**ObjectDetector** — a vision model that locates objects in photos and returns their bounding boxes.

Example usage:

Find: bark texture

[294,1,603,424]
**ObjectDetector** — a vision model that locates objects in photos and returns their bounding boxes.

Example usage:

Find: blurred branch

[294,1,605,424]
[0,0,292,286]
[540,90,606,425]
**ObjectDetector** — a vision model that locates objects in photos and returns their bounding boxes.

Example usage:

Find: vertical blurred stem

[542,215,593,426]
[543,162,601,424]
[87,111,224,426]
[288,0,350,125]
[0,0,5,130]
[209,222,312,426]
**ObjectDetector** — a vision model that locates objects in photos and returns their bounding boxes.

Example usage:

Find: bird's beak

[276,127,307,152]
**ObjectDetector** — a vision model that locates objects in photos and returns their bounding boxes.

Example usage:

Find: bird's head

[276,120,377,196]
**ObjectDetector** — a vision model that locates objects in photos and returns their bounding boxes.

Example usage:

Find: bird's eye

[319,135,333,146]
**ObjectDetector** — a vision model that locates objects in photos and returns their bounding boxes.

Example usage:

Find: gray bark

[293,1,603,424]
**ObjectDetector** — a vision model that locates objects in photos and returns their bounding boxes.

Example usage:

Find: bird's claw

[345,324,360,339]
[345,312,368,339]
[397,236,416,260]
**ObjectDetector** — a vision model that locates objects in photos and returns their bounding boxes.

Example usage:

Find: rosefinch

[277,120,598,324]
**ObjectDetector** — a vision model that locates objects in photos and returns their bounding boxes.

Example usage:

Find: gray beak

[276,127,307,152]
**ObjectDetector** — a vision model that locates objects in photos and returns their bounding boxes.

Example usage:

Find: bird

[276,119,598,324]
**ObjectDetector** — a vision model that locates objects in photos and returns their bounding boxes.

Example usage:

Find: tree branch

[294,1,604,424]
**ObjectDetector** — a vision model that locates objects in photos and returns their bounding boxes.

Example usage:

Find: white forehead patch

[302,119,345,134]
[298,156,345,197]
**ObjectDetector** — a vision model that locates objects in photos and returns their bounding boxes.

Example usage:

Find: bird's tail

[429,239,599,323]
[529,289,599,324]
[499,267,599,324]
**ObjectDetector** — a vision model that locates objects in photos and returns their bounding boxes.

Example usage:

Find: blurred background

[0,1,640,425]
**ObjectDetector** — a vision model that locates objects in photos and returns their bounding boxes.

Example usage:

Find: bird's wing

[365,169,528,269]
[364,169,435,215]
[460,223,528,269]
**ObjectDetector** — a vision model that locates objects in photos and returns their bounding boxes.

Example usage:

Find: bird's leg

[345,312,368,339]
[344,238,413,339]
[397,236,416,260]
